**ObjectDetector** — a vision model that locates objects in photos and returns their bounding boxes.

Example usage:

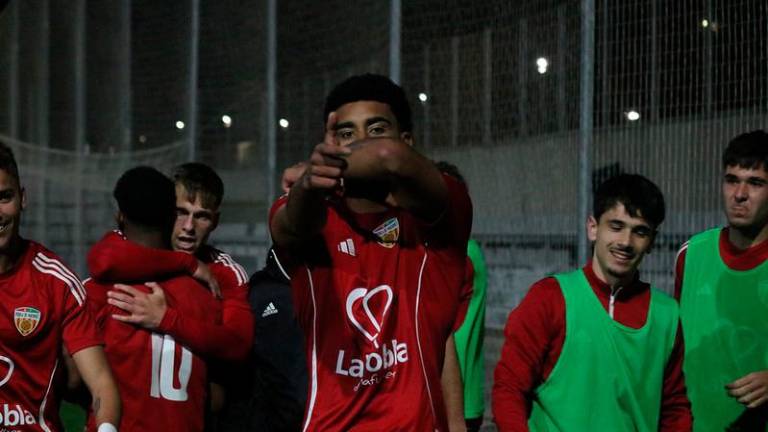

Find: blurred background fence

[1,0,766,428]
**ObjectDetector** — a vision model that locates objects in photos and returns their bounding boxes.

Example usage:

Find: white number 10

[150,333,192,401]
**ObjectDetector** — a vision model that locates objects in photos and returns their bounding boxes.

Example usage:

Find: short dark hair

[114,166,176,230]
[172,162,224,210]
[593,174,665,229]
[435,160,466,185]
[323,74,413,133]
[0,142,21,186]
[722,130,768,170]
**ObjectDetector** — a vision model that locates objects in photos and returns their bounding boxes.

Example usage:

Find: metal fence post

[35,0,50,245]
[578,0,595,266]
[389,0,401,84]
[187,0,200,161]
[266,0,277,209]
[8,0,19,138]
[73,0,85,274]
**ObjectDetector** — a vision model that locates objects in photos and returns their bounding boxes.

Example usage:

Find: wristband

[98,423,118,432]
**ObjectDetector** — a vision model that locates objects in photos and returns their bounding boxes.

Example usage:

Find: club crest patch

[14,307,41,337]
[373,217,399,248]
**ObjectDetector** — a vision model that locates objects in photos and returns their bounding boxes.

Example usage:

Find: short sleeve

[62,279,103,355]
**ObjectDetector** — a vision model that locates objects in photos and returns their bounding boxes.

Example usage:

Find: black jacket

[213,248,307,432]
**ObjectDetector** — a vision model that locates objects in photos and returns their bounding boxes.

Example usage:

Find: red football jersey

[85,275,216,432]
[0,240,101,432]
[271,174,473,431]
[86,231,253,360]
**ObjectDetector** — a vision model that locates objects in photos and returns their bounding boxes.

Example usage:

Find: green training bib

[529,269,678,431]
[681,228,768,431]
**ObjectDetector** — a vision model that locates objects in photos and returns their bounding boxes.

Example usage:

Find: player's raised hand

[108,282,168,329]
[302,112,351,190]
[282,161,308,193]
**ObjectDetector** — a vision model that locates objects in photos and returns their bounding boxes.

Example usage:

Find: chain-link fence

[1,1,767,429]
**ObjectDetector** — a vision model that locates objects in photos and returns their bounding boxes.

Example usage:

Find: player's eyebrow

[364,117,392,127]
[333,121,355,131]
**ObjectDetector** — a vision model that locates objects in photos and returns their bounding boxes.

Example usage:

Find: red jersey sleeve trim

[211,250,248,286]
[33,252,87,306]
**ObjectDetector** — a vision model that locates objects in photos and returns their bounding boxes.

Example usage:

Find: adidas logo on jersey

[0,404,36,427]
[338,238,356,256]
[262,302,279,317]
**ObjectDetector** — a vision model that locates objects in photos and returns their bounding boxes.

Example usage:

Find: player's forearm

[88,231,197,281]
[90,374,122,429]
[492,282,561,432]
[158,305,253,361]
[343,138,448,221]
[274,176,329,244]
[442,335,467,432]
[491,361,532,432]
[72,346,122,429]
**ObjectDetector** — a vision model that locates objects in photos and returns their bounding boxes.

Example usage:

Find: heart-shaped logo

[345,285,394,349]
[0,355,14,388]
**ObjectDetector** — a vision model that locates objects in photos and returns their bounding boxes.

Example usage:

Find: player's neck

[122,225,169,250]
[728,223,768,250]
[0,236,25,275]
[591,258,636,290]
[345,197,388,214]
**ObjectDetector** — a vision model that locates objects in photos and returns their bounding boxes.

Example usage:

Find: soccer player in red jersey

[492,174,691,431]
[0,143,120,432]
[270,74,473,431]
[85,163,253,423]
[85,163,252,361]
[84,166,241,431]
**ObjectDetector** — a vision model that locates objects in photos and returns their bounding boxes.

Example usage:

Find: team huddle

[0,73,766,431]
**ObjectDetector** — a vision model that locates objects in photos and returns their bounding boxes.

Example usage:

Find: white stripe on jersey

[271,249,291,281]
[414,249,437,425]
[675,240,690,267]
[213,251,248,286]
[302,267,319,432]
[38,358,58,432]
[35,252,87,300]
[32,253,86,306]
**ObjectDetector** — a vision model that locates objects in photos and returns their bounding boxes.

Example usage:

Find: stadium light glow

[701,19,709,28]
[222,115,232,128]
[418,93,429,103]
[279,118,290,128]
[175,121,185,130]
[625,110,641,122]
[536,57,549,74]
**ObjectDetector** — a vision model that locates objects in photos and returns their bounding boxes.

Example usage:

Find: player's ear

[400,131,413,147]
[20,187,26,210]
[587,215,598,241]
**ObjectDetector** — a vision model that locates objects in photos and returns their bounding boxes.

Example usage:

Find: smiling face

[588,203,656,286]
